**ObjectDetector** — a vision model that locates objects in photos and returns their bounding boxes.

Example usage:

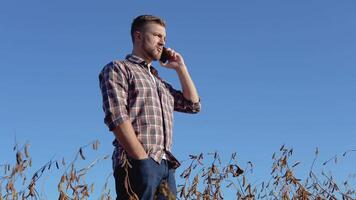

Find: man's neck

[131,49,152,67]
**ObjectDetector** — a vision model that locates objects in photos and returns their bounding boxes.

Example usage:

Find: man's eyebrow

[155,32,166,37]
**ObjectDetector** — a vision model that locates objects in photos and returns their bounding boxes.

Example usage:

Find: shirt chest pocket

[130,75,157,97]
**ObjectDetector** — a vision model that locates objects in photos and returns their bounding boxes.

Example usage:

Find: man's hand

[160,48,186,71]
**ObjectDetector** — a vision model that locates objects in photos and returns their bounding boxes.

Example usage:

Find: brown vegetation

[1,141,355,200]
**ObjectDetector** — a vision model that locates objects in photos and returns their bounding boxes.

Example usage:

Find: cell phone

[159,47,169,63]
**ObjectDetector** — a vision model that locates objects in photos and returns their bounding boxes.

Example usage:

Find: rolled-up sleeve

[99,62,129,131]
[163,81,201,114]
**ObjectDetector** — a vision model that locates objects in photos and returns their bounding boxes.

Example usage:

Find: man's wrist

[138,153,149,159]
[129,151,148,160]
[175,64,187,73]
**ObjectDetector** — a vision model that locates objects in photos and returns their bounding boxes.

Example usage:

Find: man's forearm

[112,120,148,160]
[176,65,200,103]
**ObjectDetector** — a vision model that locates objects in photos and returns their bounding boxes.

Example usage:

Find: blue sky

[1,0,355,199]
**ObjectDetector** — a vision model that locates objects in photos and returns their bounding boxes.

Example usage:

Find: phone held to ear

[159,47,169,63]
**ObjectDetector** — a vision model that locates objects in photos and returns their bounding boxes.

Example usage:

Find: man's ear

[134,31,142,41]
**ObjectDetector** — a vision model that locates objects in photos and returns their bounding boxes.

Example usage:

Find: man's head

[131,15,167,62]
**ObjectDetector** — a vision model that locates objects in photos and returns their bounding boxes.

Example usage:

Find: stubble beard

[142,43,160,61]
[148,51,159,61]
[148,47,161,61]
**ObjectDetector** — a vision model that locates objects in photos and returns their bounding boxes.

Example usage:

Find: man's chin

[147,51,160,61]
[152,54,160,61]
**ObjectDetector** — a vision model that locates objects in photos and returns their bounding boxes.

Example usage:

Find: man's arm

[99,62,147,160]
[160,48,201,113]
[112,120,148,160]
[175,64,199,103]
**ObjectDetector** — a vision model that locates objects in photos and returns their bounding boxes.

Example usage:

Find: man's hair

[131,15,166,43]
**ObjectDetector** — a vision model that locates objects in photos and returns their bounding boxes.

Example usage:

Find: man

[99,15,201,200]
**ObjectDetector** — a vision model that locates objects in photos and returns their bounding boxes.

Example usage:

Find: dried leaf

[90,183,94,193]
[289,149,293,156]
[79,148,86,160]
[280,144,285,151]
[16,151,22,164]
[231,152,236,160]
[60,158,65,166]
[24,143,30,158]
[292,161,300,168]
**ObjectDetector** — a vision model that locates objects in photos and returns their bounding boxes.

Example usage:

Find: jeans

[114,157,177,200]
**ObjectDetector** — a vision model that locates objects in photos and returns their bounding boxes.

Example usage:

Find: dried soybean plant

[259,145,356,200]
[176,151,248,200]
[2,141,356,200]
[57,139,111,200]
[0,139,111,200]
[0,142,59,200]
[175,145,356,200]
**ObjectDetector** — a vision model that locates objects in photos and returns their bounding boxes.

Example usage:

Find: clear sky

[1,0,355,199]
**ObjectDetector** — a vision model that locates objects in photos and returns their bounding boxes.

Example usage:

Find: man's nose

[158,38,165,46]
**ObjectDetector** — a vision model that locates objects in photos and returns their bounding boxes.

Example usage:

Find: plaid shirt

[99,54,201,169]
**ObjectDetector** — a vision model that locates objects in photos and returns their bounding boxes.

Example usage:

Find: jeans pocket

[129,157,156,180]
[129,157,152,166]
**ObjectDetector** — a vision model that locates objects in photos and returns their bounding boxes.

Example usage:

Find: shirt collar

[125,54,149,67]
[125,54,161,79]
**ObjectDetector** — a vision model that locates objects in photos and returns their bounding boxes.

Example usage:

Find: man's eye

[154,34,161,38]
[153,33,165,41]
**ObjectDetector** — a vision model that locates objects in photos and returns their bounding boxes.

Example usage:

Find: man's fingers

[166,48,174,57]
[164,47,182,63]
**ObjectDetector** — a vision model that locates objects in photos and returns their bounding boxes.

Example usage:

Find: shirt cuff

[105,115,130,131]
[185,97,201,113]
